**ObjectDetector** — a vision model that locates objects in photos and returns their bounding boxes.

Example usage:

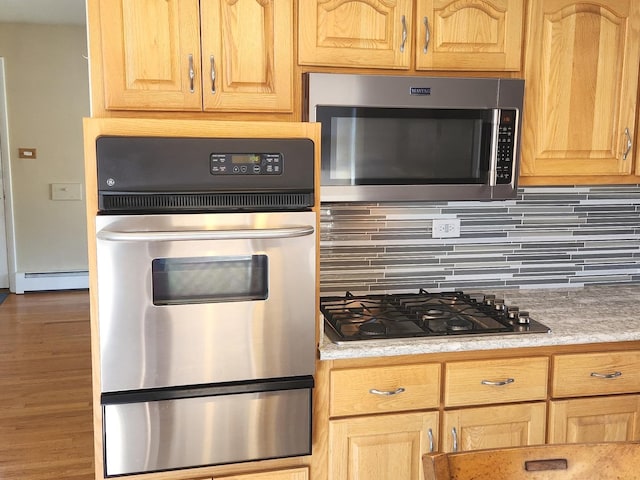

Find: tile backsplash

[320,185,640,295]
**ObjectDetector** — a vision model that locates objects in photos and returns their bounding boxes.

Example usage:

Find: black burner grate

[320,289,551,342]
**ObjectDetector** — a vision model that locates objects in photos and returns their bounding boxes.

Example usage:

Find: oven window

[317,106,493,185]
[152,255,268,306]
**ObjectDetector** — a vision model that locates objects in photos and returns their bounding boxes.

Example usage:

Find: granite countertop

[318,284,640,360]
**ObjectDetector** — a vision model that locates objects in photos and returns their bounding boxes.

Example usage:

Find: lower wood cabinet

[442,402,547,452]
[328,411,438,480]
[548,395,640,443]
[216,467,309,480]
[319,343,640,480]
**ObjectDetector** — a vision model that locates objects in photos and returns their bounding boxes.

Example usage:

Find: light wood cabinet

[216,467,309,480]
[98,0,202,111]
[200,0,293,112]
[319,344,640,480]
[298,0,413,69]
[298,0,523,71]
[442,402,547,452]
[548,350,640,443]
[520,0,640,180]
[442,358,548,452]
[95,0,293,112]
[330,363,440,417]
[415,0,524,71]
[326,363,440,480]
[551,350,640,398]
[549,395,640,443]
[329,412,439,480]
[444,357,548,407]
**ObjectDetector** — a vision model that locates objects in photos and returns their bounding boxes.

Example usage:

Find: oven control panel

[210,153,282,175]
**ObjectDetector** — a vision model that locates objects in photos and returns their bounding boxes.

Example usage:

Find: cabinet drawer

[552,351,640,398]
[444,357,549,407]
[216,467,308,480]
[330,363,440,417]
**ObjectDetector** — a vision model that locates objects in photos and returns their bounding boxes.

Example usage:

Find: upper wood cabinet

[298,0,413,69]
[298,0,523,71]
[95,0,293,112]
[520,0,640,179]
[415,0,524,71]
[98,0,202,110]
[200,0,293,112]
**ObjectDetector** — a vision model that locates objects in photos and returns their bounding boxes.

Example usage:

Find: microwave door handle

[97,225,315,242]
[488,110,500,187]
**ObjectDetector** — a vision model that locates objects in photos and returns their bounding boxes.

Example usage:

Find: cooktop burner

[320,289,551,343]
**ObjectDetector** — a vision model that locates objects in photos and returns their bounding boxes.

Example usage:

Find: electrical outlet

[432,218,461,238]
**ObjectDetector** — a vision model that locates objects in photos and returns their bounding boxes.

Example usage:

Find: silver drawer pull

[369,387,406,396]
[481,378,515,386]
[590,371,622,379]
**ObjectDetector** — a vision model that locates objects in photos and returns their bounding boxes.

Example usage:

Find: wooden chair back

[423,442,640,480]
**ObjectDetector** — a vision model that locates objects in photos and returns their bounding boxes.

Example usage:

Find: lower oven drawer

[102,377,313,477]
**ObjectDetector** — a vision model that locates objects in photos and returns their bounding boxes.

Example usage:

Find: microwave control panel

[496,109,517,184]
[210,153,283,176]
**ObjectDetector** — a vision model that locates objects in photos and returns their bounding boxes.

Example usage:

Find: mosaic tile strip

[320,185,640,295]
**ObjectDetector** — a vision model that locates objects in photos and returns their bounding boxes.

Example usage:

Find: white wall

[0,23,90,287]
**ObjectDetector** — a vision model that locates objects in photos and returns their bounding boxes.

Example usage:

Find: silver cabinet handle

[369,387,406,396]
[481,378,515,386]
[423,16,430,53]
[427,428,434,453]
[400,15,407,52]
[97,225,315,242]
[210,55,216,94]
[452,427,458,452]
[188,54,195,93]
[590,371,622,379]
[623,127,632,160]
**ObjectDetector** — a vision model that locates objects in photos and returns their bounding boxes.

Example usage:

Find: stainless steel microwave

[303,73,525,202]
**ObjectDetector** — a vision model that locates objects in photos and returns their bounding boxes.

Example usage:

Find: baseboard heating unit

[14,271,89,294]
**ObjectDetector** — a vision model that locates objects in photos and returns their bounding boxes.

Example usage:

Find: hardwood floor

[0,290,94,480]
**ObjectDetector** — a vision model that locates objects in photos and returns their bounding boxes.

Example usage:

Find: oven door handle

[97,225,315,242]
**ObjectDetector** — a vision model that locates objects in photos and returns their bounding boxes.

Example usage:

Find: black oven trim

[98,191,314,213]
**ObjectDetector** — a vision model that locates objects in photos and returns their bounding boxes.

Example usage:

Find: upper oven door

[95,211,316,393]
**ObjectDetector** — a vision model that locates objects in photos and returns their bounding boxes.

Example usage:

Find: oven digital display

[231,154,261,164]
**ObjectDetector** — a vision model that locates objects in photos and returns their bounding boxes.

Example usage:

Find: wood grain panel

[444,357,549,407]
[330,363,441,417]
[552,350,640,397]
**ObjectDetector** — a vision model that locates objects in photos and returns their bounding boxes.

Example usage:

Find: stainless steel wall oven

[94,135,317,476]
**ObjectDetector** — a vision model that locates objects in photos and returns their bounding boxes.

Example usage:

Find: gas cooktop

[320,289,551,343]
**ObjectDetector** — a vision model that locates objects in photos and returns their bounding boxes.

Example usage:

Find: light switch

[51,183,83,201]
[19,148,37,159]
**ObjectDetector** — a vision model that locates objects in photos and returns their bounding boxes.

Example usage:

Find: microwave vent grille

[99,192,314,213]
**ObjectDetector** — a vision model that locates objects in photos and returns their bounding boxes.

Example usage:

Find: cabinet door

[521,0,640,178]
[329,411,438,480]
[442,403,546,452]
[99,0,203,111]
[549,395,640,443]
[415,0,523,71]
[298,0,413,69]
[200,0,293,112]
[216,467,308,480]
